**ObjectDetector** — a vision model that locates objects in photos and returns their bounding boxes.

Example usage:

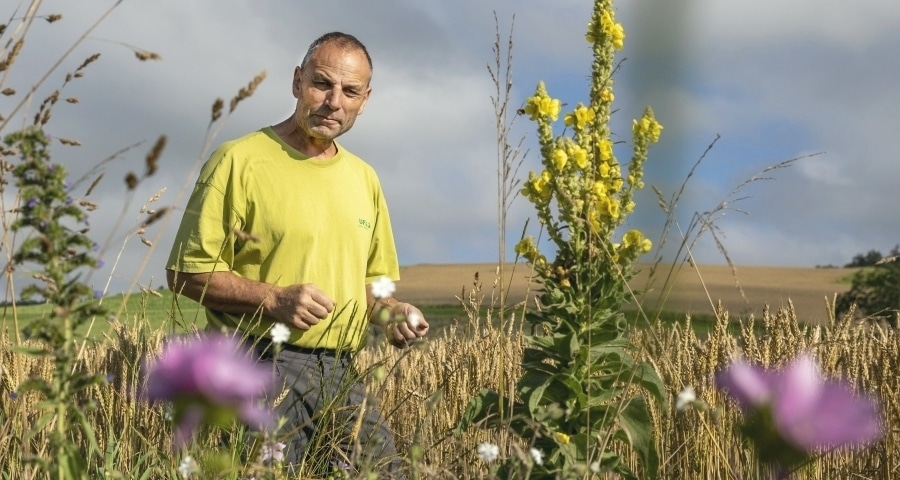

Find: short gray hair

[300,32,373,72]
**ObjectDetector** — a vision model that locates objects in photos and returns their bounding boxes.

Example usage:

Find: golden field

[5,262,894,479]
[396,262,853,323]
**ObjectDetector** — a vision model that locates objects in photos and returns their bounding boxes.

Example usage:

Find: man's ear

[357,86,372,116]
[292,66,303,97]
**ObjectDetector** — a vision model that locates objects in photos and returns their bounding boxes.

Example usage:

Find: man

[166,32,428,476]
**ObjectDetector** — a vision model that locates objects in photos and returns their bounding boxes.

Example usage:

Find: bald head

[300,32,373,77]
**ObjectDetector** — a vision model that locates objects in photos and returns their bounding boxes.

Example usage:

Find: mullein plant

[457,1,665,478]
[5,127,109,479]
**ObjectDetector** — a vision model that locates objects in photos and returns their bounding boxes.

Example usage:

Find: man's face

[292,43,372,142]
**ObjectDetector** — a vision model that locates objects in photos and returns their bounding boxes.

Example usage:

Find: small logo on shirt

[358,218,371,229]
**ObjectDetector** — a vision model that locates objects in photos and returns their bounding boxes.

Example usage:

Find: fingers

[274,283,335,330]
[389,303,428,348]
[306,287,335,318]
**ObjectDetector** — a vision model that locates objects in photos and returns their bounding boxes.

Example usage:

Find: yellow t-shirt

[167,127,399,351]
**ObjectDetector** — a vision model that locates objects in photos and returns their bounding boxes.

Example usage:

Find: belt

[251,338,352,359]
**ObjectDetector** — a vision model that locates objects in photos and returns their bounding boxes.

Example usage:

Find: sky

[3,0,899,296]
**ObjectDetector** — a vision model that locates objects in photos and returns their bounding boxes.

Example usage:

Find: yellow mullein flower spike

[623,229,644,247]
[599,162,610,178]
[633,110,663,143]
[599,138,613,161]
[572,146,588,170]
[524,87,562,122]
[523,96,539,120]
[600,88,614,104]
[600,10,625,50]
[607,200,620,219]
[552,148,568,171]
[540,97,561,121]
[514,236,536,256]
[571,104,595,129]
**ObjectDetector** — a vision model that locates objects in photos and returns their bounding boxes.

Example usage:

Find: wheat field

[3,263,893,480]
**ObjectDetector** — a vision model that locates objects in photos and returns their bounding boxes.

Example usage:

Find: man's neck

[271,118,336,160]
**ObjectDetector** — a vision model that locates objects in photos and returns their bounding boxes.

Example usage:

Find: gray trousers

[255,344,404,478]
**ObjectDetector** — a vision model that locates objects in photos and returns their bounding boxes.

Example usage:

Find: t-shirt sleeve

[166,150,242,274]
[365,179,400,283]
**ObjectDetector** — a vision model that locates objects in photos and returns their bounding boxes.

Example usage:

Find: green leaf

[454,388,500,435]
[558,332,580,360]
[523,333,555,350]
[10,345,51,357]
[615,395,660,479]
[523,346,560,366]
[16,377,52,396]
[517,369,553,414]
[632,361,667,408]
[73,406,101,459]
[71,373,106,392]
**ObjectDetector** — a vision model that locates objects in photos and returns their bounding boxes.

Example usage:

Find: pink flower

[143,332,276,448]
[716,354,881,468]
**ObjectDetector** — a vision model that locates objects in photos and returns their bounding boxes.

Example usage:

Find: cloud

[4,0,900,297]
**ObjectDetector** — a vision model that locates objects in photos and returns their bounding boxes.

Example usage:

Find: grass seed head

[145,135,166,176]
[134,50,162,61]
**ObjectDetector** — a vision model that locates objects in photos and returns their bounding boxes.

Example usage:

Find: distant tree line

[844,245,900,267]
[836,244,899,326]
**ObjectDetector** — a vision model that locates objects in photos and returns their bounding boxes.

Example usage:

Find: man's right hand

[167,270,335,331]
[268,283,336,330]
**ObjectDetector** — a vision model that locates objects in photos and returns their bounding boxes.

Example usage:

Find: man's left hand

[387,302,429,348]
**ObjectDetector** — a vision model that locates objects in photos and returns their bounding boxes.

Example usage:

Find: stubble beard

[297,113,345,143]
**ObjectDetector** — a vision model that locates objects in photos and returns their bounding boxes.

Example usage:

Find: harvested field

[396,262,855,324]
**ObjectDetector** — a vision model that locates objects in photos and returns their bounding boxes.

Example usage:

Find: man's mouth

[316,115,339,125]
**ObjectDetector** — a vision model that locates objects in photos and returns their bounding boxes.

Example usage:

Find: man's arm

[366,284,429,348]
[166,270,335,331]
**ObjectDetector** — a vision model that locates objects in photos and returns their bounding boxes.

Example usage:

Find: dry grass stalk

[229,71,267,113]
[211,98,224,123]
[134,50,161,61]
[58,137,81,146]
[124,171,138,190]
[232,227,261,243]
[0,39,23,73]
[144,135,166,176]
[140,207,169,228]
[84,173,104,196]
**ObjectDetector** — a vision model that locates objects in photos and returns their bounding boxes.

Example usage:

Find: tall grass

[2,283,897,478]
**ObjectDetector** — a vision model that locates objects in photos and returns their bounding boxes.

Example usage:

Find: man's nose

[325,88,343,109]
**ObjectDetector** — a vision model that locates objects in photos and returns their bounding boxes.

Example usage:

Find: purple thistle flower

[716,354,882,468]
[142,332,276,448]
[25,197,38,209]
